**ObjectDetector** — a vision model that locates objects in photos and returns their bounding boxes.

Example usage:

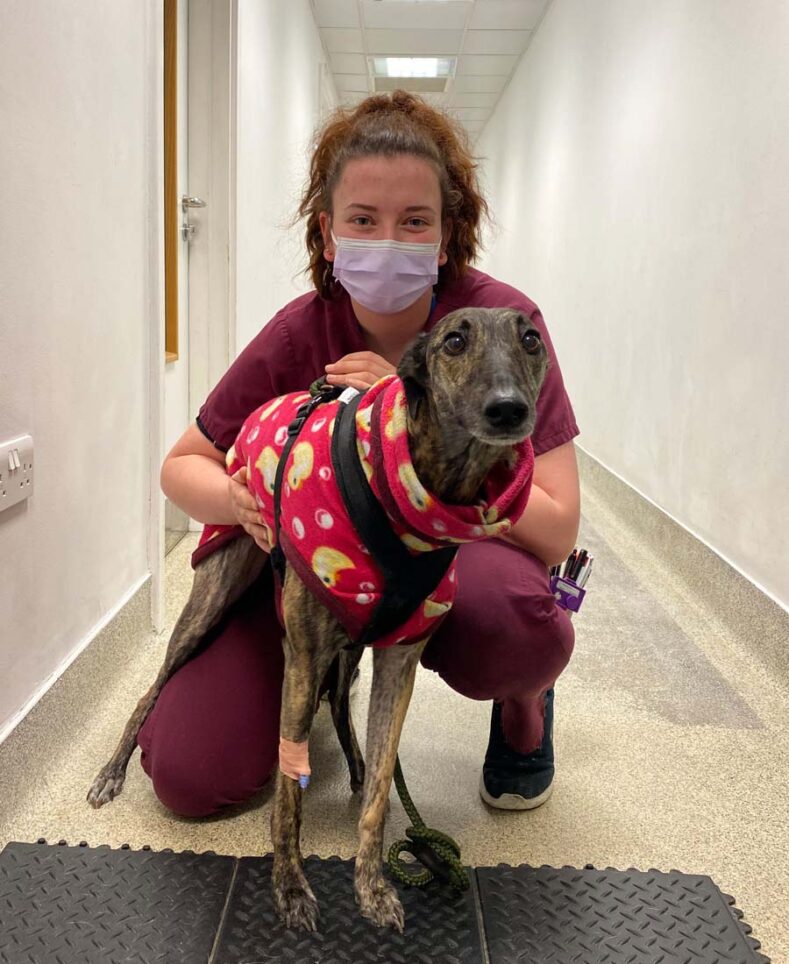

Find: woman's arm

[498,440,581,568]
[160,424,236,524]
[160,423,272,550]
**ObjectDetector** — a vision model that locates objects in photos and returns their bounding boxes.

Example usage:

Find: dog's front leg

[354,638,428,933]
[271,570,343,932]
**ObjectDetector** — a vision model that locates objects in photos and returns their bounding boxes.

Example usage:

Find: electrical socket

[0,433,34,512]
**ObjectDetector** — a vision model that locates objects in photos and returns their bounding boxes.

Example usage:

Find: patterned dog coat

[196,373,535,648]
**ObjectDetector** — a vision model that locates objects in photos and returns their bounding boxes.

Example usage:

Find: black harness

[269,385,456,647]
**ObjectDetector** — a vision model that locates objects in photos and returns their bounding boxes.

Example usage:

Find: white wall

[0,2,162,738]
[476,0,789,609]
[234,0,336,351]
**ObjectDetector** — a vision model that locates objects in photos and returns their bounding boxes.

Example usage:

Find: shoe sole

[478,773,554,811]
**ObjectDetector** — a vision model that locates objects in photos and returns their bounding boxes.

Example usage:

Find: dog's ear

[397,333,429,420]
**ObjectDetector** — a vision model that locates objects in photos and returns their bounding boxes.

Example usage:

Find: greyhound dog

[87,307,548,933]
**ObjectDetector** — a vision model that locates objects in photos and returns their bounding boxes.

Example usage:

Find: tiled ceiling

[311,0,551,141]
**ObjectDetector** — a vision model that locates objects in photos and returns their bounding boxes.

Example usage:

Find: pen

[577,555,594,588]
[563,549,577,579]
[571,549,588,581]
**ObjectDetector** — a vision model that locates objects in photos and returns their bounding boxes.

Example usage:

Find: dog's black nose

[484,395,528,431]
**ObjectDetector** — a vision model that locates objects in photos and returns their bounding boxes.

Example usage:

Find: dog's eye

[522,330,542,355]
[444,332,466,355]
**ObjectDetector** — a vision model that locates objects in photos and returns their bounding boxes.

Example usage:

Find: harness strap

[331,391,456,646]
[270,384,456,647]
[270,386,344,583]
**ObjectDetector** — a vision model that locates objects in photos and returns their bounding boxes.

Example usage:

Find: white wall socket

[0,433,34,512]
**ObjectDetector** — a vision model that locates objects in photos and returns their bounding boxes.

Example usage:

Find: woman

[141,91,580,816]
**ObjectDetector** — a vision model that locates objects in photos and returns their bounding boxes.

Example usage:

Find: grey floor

[1,469,787,960]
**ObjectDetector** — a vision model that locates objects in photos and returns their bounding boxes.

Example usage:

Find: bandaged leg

[279,736,311,787]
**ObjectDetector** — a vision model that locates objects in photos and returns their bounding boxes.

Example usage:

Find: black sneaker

[479,689,555,810]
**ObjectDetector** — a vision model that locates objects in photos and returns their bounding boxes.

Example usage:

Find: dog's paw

[355,876,405,933]
[87,765,126,808]
[273,873,320,932]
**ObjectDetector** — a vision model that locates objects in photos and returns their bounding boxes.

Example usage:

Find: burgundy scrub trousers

[137,539,574,817]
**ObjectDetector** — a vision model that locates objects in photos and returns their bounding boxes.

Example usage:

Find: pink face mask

[331,230,441,314]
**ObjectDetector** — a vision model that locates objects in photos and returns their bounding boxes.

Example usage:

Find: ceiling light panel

[361,0,471,30]
[370,56,455,78]
[462,29,531,55]
[313,0,361,29]
[469,0,548,31]
[365,28,463,57]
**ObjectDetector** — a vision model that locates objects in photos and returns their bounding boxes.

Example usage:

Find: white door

[185,0,236,532]
[162,0,235,544]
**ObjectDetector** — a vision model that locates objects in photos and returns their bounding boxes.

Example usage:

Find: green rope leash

[386,754,469,892]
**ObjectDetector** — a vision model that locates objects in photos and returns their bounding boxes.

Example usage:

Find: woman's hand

[324,351,397,391]
[228,466,272,552]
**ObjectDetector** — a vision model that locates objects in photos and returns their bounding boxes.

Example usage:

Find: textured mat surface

[478,863,769,963]
[0,840,769,963]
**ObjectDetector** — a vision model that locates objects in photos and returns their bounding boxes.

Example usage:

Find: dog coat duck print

[195,374,535,648]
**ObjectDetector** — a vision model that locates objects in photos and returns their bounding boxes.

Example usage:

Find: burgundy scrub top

[197,267,579,462]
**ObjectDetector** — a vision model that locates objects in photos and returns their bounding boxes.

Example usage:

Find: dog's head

[397,307,549,445]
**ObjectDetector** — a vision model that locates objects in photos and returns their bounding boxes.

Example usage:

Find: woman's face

[319,155,449,266]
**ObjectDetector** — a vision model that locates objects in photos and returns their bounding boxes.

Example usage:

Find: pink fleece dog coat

[197,373,534,649]
[199,374,534,644]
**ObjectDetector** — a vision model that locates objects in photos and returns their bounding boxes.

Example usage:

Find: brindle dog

[87,307,548,933]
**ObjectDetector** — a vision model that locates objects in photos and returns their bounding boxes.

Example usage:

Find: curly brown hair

[297,90,490,299]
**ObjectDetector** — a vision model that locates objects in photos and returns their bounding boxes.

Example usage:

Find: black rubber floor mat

[213,853,482,962]
[0,841,235,963]
[0,841,769,963]
[477,863,769,964]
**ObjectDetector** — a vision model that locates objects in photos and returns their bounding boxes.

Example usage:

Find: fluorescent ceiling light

[371,57,454,78]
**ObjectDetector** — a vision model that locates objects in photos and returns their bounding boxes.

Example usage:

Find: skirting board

[576,446,788,682]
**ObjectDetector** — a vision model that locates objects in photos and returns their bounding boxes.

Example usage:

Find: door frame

[149,0,237,630]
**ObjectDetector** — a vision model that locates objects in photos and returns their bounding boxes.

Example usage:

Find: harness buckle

[287,415,307,437]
